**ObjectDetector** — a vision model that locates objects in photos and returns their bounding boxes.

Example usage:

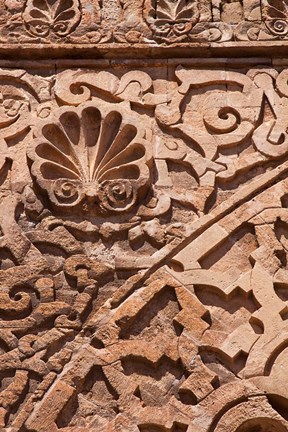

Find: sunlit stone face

[1,1,288,431]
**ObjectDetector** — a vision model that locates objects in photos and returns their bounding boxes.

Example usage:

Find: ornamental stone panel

[0,1,287,432]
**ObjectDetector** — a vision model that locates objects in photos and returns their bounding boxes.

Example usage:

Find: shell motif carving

[22,0,81,38]
[27,103,152,214]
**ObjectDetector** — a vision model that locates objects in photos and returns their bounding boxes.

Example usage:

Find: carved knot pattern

[1,64,288,432]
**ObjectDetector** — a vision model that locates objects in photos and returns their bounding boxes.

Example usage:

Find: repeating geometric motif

[2,0,288,46]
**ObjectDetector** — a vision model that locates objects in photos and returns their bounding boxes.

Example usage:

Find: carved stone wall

[1,0,288,55]
[1,1,288,432]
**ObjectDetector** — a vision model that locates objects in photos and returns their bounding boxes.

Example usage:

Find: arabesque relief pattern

[2,0,288,46]
[0,62,287,431]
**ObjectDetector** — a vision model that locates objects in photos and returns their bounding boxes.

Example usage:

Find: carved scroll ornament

[2,0,288,46]
[0,64,288,431]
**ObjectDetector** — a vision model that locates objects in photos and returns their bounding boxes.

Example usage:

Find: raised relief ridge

[1,0,288,52]
[28,102,152,214]
[0,61,287,431]
[22,0,81,38]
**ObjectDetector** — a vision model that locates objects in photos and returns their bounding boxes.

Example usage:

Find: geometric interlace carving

[0,63,288,431]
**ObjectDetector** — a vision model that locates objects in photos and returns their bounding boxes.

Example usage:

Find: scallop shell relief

[28,102,152,214]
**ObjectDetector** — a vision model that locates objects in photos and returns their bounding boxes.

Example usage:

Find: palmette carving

[1,63,288,431]
[1,0,288,46]
[22,0,81,37]
[144,0,200,42]
[3,0,288,45]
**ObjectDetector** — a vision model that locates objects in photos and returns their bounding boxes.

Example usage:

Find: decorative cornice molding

[0,0,288,56]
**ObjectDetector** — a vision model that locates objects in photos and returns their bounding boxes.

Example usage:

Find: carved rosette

[27,102,152,214]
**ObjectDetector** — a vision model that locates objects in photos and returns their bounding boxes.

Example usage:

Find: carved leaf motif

[156,0,198,21]
[264,0,288,18]
[28,103,152,213]
[22,0,81,37]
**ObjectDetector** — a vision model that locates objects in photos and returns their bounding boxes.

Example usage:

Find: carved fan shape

[28,103,152,213]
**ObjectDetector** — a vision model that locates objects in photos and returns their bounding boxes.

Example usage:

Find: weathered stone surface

[1,0,288,56]
[0,57,286,430]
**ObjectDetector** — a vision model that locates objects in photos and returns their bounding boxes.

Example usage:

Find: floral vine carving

[22,0,81,37]
[3,0,288,45]
[2,64,288,432]
[28,103,152,214]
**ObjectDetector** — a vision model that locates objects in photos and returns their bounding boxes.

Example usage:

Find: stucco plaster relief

[0,1,287,431]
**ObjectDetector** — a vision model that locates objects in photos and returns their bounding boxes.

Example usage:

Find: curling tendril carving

[22,0,81,38]
[1,65,288,432]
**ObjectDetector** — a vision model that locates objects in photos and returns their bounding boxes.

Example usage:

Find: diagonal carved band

[0,60,288,431]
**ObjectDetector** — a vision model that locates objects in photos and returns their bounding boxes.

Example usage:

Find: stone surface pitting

[0,60,288,430]
[1,0,288,51]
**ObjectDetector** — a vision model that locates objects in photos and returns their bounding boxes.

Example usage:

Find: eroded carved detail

[3,0,288,45]
[144,0,200,42]
[0,63,287,431]
[22,0,81,38]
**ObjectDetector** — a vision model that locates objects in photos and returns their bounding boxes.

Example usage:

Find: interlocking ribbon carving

[0,63,288,431]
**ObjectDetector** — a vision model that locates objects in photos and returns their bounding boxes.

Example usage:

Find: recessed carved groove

[0,55,287,432]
